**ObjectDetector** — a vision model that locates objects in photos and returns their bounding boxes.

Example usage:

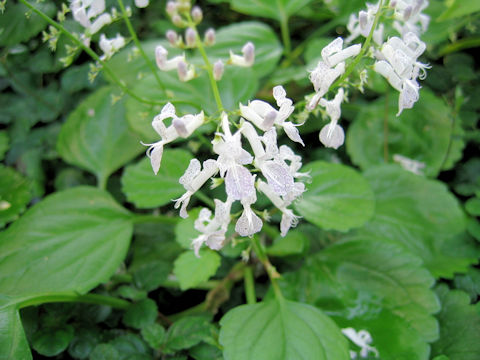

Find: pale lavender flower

[229,42,255,67]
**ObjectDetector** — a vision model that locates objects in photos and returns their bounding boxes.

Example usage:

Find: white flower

[235,194,263,237]
[99,33,125,60]
[192,198,233,256]
[229,42,255,67]
[143,103,204,174]
[213,113,255,201]
[174,159,219,218]
[177,60,195,82]
[393,154,425,174]
[241,123,295,196]
[342,328,379,359]
[373,32,429,115]
[134,0,149,8]
[257,180,302,237]
[318,88,346,149]
[307,38,360,110]
[71,0,112,36]
[391,0,430,36]
[240,85,304,145]
[155,45,186,71]
[345,2,383,44]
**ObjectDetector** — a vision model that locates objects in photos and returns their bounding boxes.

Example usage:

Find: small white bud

[213,60,224,81]
[403,5,412,21]
[191,6,203,23]
[243,42,255,66]
[166,30,178,46]
[172,14,184,27]
[134,0,149,8]
[185,27,197,47]
[204,28,215,46]
[166,1,177,16]
[177,60,195,81]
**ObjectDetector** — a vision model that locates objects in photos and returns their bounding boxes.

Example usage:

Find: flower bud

[242,42,255,66]
[166,30,178,46]
[134,0,149,8]
[166,1,177,16]
[185,27,197,47]
[191,6,203,23]
[172,14,184,27]
[213,60,224,81]
[204,28,215,46]
[177,60,195,81]
[403,5,412,21]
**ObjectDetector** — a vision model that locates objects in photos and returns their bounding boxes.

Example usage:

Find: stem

[186,15,224,113]
[162,278,220,290]
[17,292,130,310]
[250,235,283,301]
[279,14,291,58]
[18,0,164,106]
[331,0,384,89]
[194,190,216,208]
[97,173,108,190]
[244,266,256,304]
[383,89,389,162]
[132,213,180,225]
[116,0,166,92]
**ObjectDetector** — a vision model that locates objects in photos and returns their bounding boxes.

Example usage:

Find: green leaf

[125,67,257,140]
[230,0,314,20]
[189,343,223,360]
[431,285,480,360]
[0,306,32,360]
[90,344,120,360]
[174,207,201,249]
[267,229,309,257]
[219,299,349,360]
[207,22,283,78]
[279,239,439,358]
[67,328,100,359]
[0,165,31,228]
[0,1,56,46]
[465,196,480,216]
[0,131,8,160]
[109,334,150,359]
[350,165,478,278]
[31,325,74,357]
[173,250,221,290]
[346,89,464,177]
[438,0,480,20]
[121,149,193,208]
[294,161,374,231]
[141,323,166,350]
[131,259,171,292]
[0,186,132,299]
[453,268,480,302]
[57,86,144,183]
[123,299,158,330]
[164,316,216,353]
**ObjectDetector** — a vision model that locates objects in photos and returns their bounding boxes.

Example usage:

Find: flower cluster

[305,0,430,149]
[146,87,306,255]
[342,327,379,359]
[157,0,255,83]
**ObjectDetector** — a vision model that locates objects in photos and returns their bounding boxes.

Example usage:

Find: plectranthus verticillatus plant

[144,0,307,256]
[305,0,431,158]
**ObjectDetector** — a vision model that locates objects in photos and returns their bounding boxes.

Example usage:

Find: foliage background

[0,0,479,359]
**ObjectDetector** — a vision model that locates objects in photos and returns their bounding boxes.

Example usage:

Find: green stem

[97,173,108,190]
[194,190,216,208]
[132,213,180,225]
[162,278,220,290]
[17,292,130,310]
[279,14,291,58]
[18,0,163,106]
[244,266,256,304]
[383,89,389,162]
[116,0,166,92]
[331,0,384,89]
[186,15,224,113]
[250,235,283,301]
